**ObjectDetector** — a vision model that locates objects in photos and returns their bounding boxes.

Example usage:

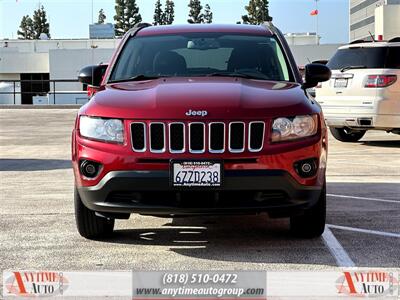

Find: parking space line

[328,224,400,238]
[330,161,395,167]
[329,149,378,155]
[322,226,355,267]
[327,194,399,204]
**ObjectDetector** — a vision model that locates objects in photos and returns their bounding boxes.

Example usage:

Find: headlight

[79,116,124,143]
[271,115,318,142]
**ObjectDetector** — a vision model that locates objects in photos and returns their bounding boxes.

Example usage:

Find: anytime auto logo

[4,271,69,297]
[336,271,399,297]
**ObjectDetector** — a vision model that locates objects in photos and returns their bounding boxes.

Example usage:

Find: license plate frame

[170,160,223,188]
[334,78,348,88]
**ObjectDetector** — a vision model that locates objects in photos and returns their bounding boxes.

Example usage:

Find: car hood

[82,77,317,119]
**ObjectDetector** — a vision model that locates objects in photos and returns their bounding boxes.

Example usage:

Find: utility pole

[315,0,319,45]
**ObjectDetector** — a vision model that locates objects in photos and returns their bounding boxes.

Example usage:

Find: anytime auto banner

[132,271,266,299]
[2,270,399,298]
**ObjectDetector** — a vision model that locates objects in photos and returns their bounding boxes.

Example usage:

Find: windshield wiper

[206,71,269,80]
[340,65,367,72]
[108,74,162,83]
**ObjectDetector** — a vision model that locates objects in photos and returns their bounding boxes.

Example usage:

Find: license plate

[334,78,348,88]
[171,161,222,187]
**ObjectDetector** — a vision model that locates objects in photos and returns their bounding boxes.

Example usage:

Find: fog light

[301,163,312,173]
[80,160,101,178]
[294,158,318,178]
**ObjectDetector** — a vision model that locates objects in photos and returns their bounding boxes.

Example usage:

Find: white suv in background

[316,39,400,142]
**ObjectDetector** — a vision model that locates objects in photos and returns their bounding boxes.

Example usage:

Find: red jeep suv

[73,23,331,239]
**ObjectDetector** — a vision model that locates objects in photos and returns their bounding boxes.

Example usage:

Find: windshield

[109,33,292,82]
[327,46,400,70]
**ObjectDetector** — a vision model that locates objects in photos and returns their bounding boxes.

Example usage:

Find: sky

[0,0,349,43]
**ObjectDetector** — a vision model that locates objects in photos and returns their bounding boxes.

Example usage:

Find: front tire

[329,127,366,142]
[290,182,326,238]
[74,188,115,239]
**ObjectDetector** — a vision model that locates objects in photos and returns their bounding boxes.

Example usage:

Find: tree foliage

[98,9,106,24]
[154,0,175,25]
[114,0,142,37]
[187,0,203,24]
[32,5,51,39]
[17,15,34,40]
[242,0,273,25]
[153,0,164,25]
[164,0,175,25]
[203,4,213,23]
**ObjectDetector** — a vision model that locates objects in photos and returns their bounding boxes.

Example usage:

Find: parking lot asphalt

[0,109,399,279]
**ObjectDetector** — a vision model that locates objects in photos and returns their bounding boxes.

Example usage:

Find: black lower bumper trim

[77,170,322,216]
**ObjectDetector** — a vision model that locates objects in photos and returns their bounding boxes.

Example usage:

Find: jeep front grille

[169,123,185,153]
[149,123,165,153]
[130,121,265,154]
[209,122,225,153]
[131,123,146,152]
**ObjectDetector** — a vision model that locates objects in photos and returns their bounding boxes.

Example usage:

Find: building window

[20,73,50,105]
[350,15,375,31]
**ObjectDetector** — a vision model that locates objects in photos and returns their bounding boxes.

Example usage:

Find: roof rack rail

[388,37,400,42]
[127,23,152,36]
[262,21,279,36]
[349,39,370,44]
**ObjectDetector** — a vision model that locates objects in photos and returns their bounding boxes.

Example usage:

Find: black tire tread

[329,127,366,142]
[290,182,326,238]
[74,188,114,239]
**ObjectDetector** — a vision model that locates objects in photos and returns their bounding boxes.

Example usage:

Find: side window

[269,40,289,81]
[386,47,400,69]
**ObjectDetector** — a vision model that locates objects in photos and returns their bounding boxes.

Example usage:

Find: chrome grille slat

[248,121,265,152]
[149,123,166,153]
[169,122,185,153]
[130,122,146,152]
[209,122,225,153]
[131,121,264,154]
[189,122,206,153]
[229,122,245,153]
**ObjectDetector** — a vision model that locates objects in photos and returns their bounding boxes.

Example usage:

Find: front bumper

[324,113,400,130]
[77,170,323,217]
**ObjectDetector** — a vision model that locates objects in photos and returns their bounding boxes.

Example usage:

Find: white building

[350,0,400,42]
[284,32,320,46]
[0,36,340,105]
[0,39,117,105]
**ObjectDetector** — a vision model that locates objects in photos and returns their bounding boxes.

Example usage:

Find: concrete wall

[285,34,320,46]
[0,73,20,80]
[49,49,114,92]
[375,5,400,40]
[1,39,119,53]
[0,48,49,73]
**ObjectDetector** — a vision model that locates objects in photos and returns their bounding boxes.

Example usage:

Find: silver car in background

[316,39,400,142]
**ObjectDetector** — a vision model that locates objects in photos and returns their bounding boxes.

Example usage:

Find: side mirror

[302,63,331,89]
[78,64,108,87]
[312,60,328,65]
